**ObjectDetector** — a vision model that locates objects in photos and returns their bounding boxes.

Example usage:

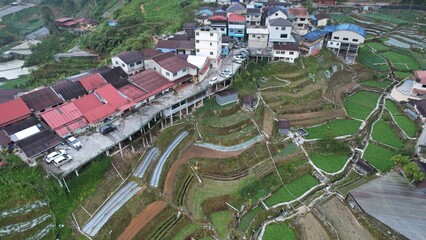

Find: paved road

[0,3,36,18]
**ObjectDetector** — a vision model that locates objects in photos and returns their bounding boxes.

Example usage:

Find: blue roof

[268,6,288,17]
[310,15,317,21]
[323,24,366,38]
[303,30,327,42]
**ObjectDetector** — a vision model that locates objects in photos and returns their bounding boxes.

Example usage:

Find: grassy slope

[263,223,296,240]
[344,91,381,120]
[372,119,405,149]
[385,100,417,138]
[306,119,361,139]
[210,211,233,239]
[364,143,395,172]
[360,79,392,89]
[310,152,348,173]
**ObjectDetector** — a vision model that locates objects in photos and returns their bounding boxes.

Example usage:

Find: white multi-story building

[325,24,366,63]
[247,26,269,49]
[272,44,300,63]
[195,28,222,68]
[246,8,261,26]
[111,51,144,75]
[267,18,294,46]
[288,8,310,35]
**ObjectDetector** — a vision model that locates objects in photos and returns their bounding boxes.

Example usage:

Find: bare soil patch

[163,145,244,198]
[320,197,374,240]
[117,200,167,240]
[297,212,331,240]
[280,109,346,127]
[262,106,275,136]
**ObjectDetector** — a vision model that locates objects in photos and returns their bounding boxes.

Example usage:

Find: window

[343,37,349,41]
[196,40,199,43]
[130,63,135,67]
[210,51,213,55]
[289,52,294,55]
[276,27,279,30]
[115,61,118,65]
[297,24,303,27]
[280,34,288,38]
[166,72,170,76]
[252,34,256,38]
[136,61,142,65]
[121,63,125,67]
[300,18,306,21]
[210,42,212,46]
[196,32,199,36]
[353,39,359,42]
[210,33,213,37]
[281,27,286,30]
[183,68,187,72]
[275,13,278,16]
[333,36,339,40]
[196,49,200,52]
[173,72,177,77]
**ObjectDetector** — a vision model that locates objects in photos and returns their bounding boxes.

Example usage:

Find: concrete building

[412,71,426,97]
[246,7,262,26]
[288,7,310,35]
[300,30,327,56]
[324,24,366,64]
[277,119,291,135]
[267,6,288,21]
[216,89,238,106]
[228,13,246,39]
[195,28,222,68]
[272,44,299,63]
[311,12,330,27]
[111,51,144,75]
[247,26,269,49]
[267,18,293,46]
[209,15,228,36]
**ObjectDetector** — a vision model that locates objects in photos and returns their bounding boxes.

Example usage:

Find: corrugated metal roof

[324,24,366,38]
[268,17,292,27]
[0,130,10,146]
[228,13,246,22]
[350,172,426,240]
[303,30,327,42]
[0,89,24,104]
[73,93,116,124]
[40,102,88,137]
[156,55,197,73]
[79,73,108,92]
[4,116,42,135]
[53,80,87,101]
[0,98,31,127]
[118,84,149,103]
[117,51,144,64]
[129,69,174,94]
[20,87,64,112]
[17,129,62,157]
[288,7,309,17]
[94,84,130,109]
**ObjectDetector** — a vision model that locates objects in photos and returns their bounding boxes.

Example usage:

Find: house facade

[195,28,222,68]
[272,44,300,63]
[228,14,246,39]
[209,16,228,36]
[288,8,310,35]
[267,18,293,47]
[412,71,426,96]
[325,24,366,63]
[300,30,327,56]
[247,26,269,49]
[111,51,144,75]
[246,8,262,26]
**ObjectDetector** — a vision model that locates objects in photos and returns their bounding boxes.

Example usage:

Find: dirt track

[163,145,244,198]
[297,212,331,240]
[117,200,167,240]
[320,197,373,240]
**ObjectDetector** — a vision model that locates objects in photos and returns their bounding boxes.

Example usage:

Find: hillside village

[1,0,426,239]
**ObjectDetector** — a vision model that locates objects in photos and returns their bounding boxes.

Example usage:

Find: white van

[45,150,66,164]
[54,154,73,167]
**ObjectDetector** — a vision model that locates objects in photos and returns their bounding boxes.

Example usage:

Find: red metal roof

[73,94,115,124]
[118,84,149,103]
[129,69,174,95]
[79,73,107,92]
[94,84,130,109]
[210,15,227,21]
[156,55,197,73]
[40,102,88,137]
[0,98,31,128]
[288,8,309,17]
[228,13,246,22]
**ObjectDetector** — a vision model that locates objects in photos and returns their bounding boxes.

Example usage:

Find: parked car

[99,124,117,135]
[45,150,66,164]
[233,58,243,64]
[54,154,73,167]
[220,70,232,78]
[209,77,218,85]
[67,136,82,149]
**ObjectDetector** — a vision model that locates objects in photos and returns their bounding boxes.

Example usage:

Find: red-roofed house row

[0,98,31,128]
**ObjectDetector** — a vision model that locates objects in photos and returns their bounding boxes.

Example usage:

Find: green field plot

[358,46,389,71]
[330,14,356,24]
[203,110,249,128]
[366,42,391,52]
[265,175,319,207]
[363,13,408,24]
[210,211,233,239]
[364,143,395,172]
[344,91,381,120]
[394,71,412,80]
[372,119,405,149]
[238,207,262,232]
[172,224,199,240]
[311,153,349,173]
[263,223,296,240]
[306,119,361,139]
[381,51,419,71]
[360,79,392,89]
[385,100,417,138]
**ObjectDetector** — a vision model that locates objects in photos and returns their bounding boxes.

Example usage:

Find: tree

[391,154,409,167]
[403,162,425,182]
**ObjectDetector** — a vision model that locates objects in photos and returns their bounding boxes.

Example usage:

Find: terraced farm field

[363,143,395,172]
[360,79,392,89]
[385,100,417,138]
[310,152,349,173]
[344,91,381,120]
[305,119,361,139]
[381,51,420,71]
[263,223,296,240]
[371,119,405,149]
